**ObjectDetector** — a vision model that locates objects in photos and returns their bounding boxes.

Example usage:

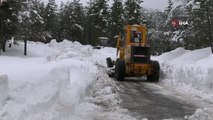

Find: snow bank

[0,66,70,120]
[187,107,213,120]
[72,67,136,120]
[46,40,93,62]
[0,75,8,109]
[2,39,213,119]
[155,47,213,102]
[0,40,101,120]
[157,47,189,61]
[91,47,116,66]
[2,41,56,57]
[0,39,130,120]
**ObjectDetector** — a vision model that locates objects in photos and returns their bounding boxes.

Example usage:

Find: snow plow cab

[107,24,160,82]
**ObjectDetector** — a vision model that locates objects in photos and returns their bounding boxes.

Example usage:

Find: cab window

[130,31,142,43]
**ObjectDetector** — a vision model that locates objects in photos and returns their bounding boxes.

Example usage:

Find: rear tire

[147,61,160,82]
[114,59,125,81]
[106,57,113,68]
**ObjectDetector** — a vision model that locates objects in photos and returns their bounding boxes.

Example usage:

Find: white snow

[0,40,133,120]
[153,47,213,103]
[152,46,213,119]
[0,75,8,109]
[1,39,213,119]
[187,107,213,120]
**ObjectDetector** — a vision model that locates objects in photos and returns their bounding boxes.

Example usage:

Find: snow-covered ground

[153,47,213,120]
[0,40,134,120]
[153,47,213,103]
[0,40,213,119]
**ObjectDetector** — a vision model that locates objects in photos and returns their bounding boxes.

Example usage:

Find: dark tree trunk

[24,39,27,56]
[206,7,213,53]
[2,39,6,52]
[0,20,3,54]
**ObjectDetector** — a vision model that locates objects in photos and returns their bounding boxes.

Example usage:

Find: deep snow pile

[1,40,213,120]
[152,47,213,119]
[187,107,213,120]
[0,75,8,109]
[0,40,133,120]
[154,47,213,103]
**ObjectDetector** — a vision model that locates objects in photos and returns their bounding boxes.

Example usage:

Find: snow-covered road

[114,78,213,120]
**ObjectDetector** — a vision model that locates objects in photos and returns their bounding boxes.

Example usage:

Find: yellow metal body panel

[117,24,152,77]
[124,25,148,47]
[125,63,152,76]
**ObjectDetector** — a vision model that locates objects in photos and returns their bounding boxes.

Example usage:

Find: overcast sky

[53,0,168,11]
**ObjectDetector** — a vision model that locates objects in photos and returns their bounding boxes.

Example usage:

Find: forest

[0,0,212,55]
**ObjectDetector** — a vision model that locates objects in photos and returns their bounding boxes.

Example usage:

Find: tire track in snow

[114,78,213,120]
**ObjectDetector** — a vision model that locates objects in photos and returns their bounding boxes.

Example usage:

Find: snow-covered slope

[1,40,213,119]
[153,47,213,119]
[154,47,213,103]
[0,75,8,109]
[0,40,135,120]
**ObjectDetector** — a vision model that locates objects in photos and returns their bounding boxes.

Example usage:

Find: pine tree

[109,0,125,46]
[84,1,94,45]
[43,0,58,42]
[191,0,213,49]
[69,0,85,43]
[57,2,65,42]
[58,0,84,42]
[30,0,47,42]
[143,9,168,55]
[165,0,173,15]
[0,1,13,52]
[162,0,193,52]
[124,0,143,25]
[60,2,73,40]
[93,0,110,36]
[86,0,110,45]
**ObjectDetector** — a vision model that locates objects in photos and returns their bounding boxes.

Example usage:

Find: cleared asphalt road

[114,78,212,120]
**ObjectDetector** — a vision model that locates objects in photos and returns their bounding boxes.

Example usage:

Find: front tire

[114,59,125,81]
[106,57,113,68]
[147,61,160,82]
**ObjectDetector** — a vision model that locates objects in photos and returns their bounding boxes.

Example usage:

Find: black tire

[108,72,114,77]
[147,61,160,82]
[114,59,125,81]
[106,57,113,68]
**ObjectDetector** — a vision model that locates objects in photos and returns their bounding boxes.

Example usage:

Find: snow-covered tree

[58,0,85,42]
[189,0,213,50]
[69,0,85,43]
[85,0,110,45]
[124,0,143,24]
[143,9,168,55]
[158,0,193,52]
[109,0,125,46]
[0,1,14,52]
[165,0,173,15]
[43,0,58,42]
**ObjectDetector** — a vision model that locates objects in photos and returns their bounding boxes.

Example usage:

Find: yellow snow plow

[106,24,160,82]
